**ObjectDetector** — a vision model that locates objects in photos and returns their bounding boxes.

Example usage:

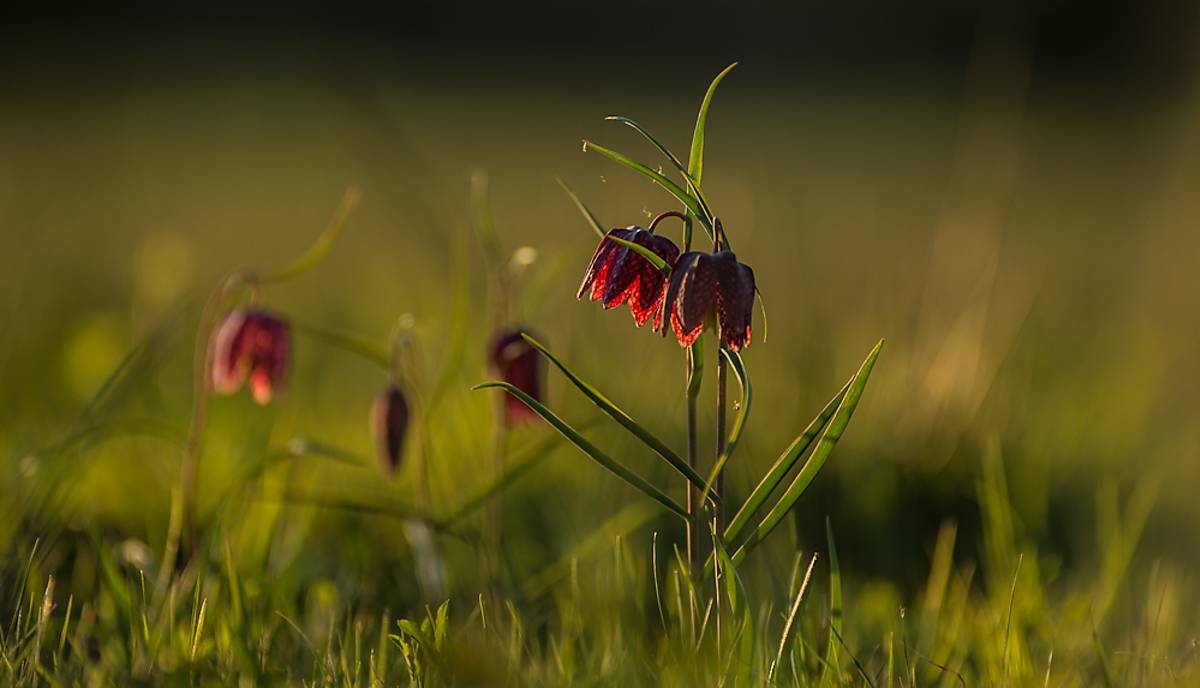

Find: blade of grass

[689,62,738,183]
[291,319,389,369]
[582,140,714,237]
[731,339,883,564]
[723,380,850,545]
[712,522,745,616]
[652,532,667,630]
[1002,553,1024,686]
[556,177,606,239]
[275,437,367,467]
[444,428,580,524]
[821,518,843,686]
[520,334,708,493]
[471,382,688,520]
[522,502,658,598]
[1092,621,1116,688]
[769,552,818,682]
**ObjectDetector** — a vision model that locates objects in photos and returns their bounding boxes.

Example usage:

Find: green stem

[685,336,705,576]
[713,229,728,540]
[715,344,727,537]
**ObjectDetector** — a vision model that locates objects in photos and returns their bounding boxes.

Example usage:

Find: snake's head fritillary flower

[371,386,410,475]
[489,327,545,425]
[211,308,291,404]
[577,226,680,328]
[657,250,756,351]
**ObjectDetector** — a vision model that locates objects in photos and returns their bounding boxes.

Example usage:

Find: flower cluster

[577,221,756,351]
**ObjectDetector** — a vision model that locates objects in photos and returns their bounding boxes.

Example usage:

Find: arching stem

[648,210,688,234]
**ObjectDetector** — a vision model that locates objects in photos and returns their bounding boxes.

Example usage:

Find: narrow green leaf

[712,522,744,616]
[582,139,714,236]
[821,517,843,686]
[608,236,670,275]
[523,502,658,599]
[445,428,583,524]
[555,177,606,239]
[291,320,389,370]
[755,288,769,344]
[699,347,752,506]
[673,543,703,610]
[264,186,361,283]
[723,380,850,545]
[731,339,884,564]
[275,437,367,467]
[1092,621,1117,688]
[604,116,716,223]
[471,381,688,520]
[521,334,709,493]
[605,116,686,173]
[688,62,738,184]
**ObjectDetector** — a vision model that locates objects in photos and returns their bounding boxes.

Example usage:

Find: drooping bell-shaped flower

[371,385,410,475]
[657,250,756,351]
[211,308,291,404]
[577,226,680,328]
[488,327,545,425]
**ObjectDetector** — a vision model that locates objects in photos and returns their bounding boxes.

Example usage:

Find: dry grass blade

[770,553,818,682]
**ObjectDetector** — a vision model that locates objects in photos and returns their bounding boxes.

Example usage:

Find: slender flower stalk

[713,229,730,538]
[715,339,728,534]
[682,207,700,583]
[176,270,252,565]
[389,320,448,602]
[685,336,704,576]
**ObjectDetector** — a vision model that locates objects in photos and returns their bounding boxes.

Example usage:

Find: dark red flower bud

[210,308,291,404]
[488,327,545,425]
[577,226,680,328]
[371,386,410,475]
[657,251,756,351]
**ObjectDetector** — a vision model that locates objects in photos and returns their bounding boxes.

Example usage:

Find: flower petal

[671,308,705,348]
[659,252,701,338]
[629,233,679,327]
[713,252,756,350]
[576,228,631,301]
[677,253,718,335]
[210,310,251,394]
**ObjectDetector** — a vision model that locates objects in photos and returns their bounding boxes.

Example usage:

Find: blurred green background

[2,1,1198,639]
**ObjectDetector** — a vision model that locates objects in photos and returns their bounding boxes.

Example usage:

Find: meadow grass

[0,444,1189,685]
[2,54,1199,685]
